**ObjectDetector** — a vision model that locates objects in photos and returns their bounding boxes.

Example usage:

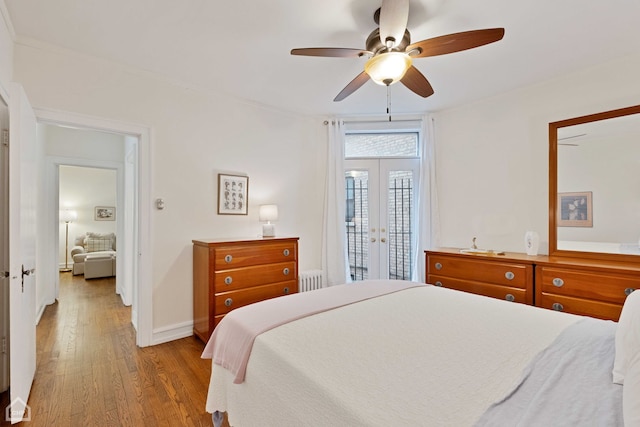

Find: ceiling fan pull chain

[387,85,392,121]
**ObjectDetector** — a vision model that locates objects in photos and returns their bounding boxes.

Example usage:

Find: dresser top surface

[193,236,299,246]
[426,247,541,264]
[427,247,640,272]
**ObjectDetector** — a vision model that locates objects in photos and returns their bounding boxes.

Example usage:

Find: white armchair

[71,232,116,276]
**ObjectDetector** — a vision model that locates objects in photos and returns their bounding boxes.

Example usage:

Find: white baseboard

[151,320,194,346]
[35,301,48,325]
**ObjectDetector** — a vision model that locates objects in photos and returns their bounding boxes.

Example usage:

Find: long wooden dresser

[426,248,640,321]
[535,257,639,320]
[425,248,536,305]
[193,237,299,343]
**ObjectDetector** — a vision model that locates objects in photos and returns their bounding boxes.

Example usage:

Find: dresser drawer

[537,267,638,305]
[429,275,528,304]
[214,262,296,291]
[427,255,530,288]
[537,293,623,321]
[213,242,297,269]
[215,281,298,315]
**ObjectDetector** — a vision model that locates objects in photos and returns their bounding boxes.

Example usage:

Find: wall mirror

[549,104,640,262]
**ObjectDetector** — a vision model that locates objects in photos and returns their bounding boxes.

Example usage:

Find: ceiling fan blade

[400,66,434,98]
[379,0,409,48]
[407,28,505,58]
[291,48,371,58]
[334,71,371,102]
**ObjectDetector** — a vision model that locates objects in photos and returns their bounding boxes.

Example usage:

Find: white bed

[203,280,639,426]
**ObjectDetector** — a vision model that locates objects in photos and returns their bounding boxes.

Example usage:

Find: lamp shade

[364,52,412,86]
[60,209,78,223]
[259,204,278,222]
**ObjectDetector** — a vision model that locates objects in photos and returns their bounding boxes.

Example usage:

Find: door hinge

[1,337,5,354]
[2,129,8,147]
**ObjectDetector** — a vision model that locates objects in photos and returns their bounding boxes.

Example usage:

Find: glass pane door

[345,159,419,280]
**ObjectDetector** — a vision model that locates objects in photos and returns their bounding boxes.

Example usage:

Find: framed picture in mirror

[558,192,592,227]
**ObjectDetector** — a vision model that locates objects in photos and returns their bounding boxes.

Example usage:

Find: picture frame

[558,192,592,227]
[95,206,116,221]
[217,174,248,215]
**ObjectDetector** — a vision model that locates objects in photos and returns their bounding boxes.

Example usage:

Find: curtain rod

[323,117,422,125]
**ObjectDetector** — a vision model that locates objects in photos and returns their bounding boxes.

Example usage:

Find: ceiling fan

[291,0,505,102]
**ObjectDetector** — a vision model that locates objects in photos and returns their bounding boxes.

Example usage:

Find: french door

[345,158,419,281]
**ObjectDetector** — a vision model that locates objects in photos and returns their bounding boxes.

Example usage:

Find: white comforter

[207,283,580,426]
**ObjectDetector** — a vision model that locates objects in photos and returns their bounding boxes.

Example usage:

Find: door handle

[22,265,35,278]
[21,265,35,292]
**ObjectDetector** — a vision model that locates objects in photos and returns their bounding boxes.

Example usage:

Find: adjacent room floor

[18,272,215,426]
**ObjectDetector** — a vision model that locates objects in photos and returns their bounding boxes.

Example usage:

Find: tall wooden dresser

[192,237,299,343]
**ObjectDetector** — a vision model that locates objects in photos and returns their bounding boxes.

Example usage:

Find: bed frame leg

[213,411,224,427]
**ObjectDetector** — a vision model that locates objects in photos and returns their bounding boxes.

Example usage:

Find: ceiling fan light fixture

[364,52,412,86]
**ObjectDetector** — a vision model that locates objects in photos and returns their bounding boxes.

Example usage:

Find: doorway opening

[59,165,118,289]
[36,109,152,347]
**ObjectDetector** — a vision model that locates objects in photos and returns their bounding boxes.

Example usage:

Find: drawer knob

[552,302,564,312]
[625,288,635,296]
[283,249,290,257]
[435,281,443,287]
[224,254,233,263]
[224,298,233,307]
[283,267,290,275]
[505,293,515,302]
[435,262,443,270]
[283,287,290,295]
[505,271,515,280]
[552,278,564,287]
[224,276,233,285]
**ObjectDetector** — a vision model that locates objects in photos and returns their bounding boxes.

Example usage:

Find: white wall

[13,42,326,335]
[432,53,640,254]
[0,2,13,95]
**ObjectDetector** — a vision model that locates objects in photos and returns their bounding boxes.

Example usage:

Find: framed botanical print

[217,174,248,215]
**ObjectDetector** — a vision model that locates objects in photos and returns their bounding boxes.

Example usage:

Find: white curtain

[321,119,351,286]
[412,114,440,282]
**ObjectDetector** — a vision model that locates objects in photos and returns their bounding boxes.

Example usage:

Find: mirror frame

[549,104,640,262]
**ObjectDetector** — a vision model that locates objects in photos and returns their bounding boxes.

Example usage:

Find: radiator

[298,270,324,292]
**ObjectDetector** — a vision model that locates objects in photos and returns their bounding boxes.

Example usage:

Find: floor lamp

[60,209,78,272]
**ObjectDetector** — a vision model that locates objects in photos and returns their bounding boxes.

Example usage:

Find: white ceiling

[5,0,640,117]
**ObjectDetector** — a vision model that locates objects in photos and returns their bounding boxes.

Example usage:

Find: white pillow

[624,352,640,426]
[613,290,640,384]
[86,231,114,240]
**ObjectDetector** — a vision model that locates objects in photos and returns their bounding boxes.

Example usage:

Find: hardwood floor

[20,272,216,426]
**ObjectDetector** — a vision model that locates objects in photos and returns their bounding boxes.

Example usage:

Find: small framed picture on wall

[217,174,248,215]
[95,206,116,221]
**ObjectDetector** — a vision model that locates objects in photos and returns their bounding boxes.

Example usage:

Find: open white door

[7,83,37,424]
